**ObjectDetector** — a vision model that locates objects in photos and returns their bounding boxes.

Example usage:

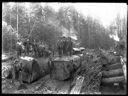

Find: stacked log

[51,55,81,80]
[101,55,125,86]
[77,51,103,94]
[102,69,123,78]
[103,63,122,70]
[102,76,125,84]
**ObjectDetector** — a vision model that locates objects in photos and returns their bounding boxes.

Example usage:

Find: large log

[108,56,120,64]
[102,69,123,78]
[101,76,125,84]
[10,56,50,83]
[103,63,122,71]
[35,58,50,74]
[109,62,121,66]
[51,55,81,80]
[51,61,72,80]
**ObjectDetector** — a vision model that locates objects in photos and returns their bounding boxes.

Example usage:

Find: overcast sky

[5,2,127,28]
[4,2,127,41]
[45,3,127,27]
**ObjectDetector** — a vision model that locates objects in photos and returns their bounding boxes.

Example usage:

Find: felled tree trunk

[51,61,72,80]
[102,69,123,78]
[103,63,122,70]
[15,57,50,83]
[108,56,121,64]
[101,76,125,84]
[51,55,81,80]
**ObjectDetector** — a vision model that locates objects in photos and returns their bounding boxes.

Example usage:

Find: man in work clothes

[27,39,31,56]
[67,37,73,56]
[23,39,27,56]
[16,40,22,58]
[33,40,38,57]
[65,37,69,55]
[23,39,30,56]
[62,37,67,56]
[57,38,62,57]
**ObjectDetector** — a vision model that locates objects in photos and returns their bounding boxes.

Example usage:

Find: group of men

[16,36,73,58]
[16,39,51,58]
[57,36,73,56]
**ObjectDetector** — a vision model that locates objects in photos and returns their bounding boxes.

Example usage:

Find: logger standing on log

[33,40,38,57]
[23,39,28,56]
[16,40,22,58]
[67,37,73,56]
[57,38,62,57]
[61,37,64,55]
[61,37,65,56]
[26,39,30,56]
[63,37,68,55]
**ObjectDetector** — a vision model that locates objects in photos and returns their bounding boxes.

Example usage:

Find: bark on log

[51,55,81,80]
[101,76,125,84]
[103,63,122,71]
[107,62,121,66]
[108,56,121,64]
[13,57,49,83]
[102,69,123,78]
[51,61,71,80]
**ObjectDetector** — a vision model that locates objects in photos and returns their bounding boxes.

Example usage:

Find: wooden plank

[70,76,84,94]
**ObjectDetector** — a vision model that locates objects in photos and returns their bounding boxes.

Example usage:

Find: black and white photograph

[2,2,127,94]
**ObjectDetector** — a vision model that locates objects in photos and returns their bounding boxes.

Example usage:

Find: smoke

[61,26,78,40]
[109,34,120,41]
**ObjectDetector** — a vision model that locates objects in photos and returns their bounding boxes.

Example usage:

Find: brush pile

[72,49,103,94]
[72,47,126,94]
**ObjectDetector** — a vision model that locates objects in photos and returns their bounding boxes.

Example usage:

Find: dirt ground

[2,58,71,94]
[2,54,126,94]
[2,74,71,94]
